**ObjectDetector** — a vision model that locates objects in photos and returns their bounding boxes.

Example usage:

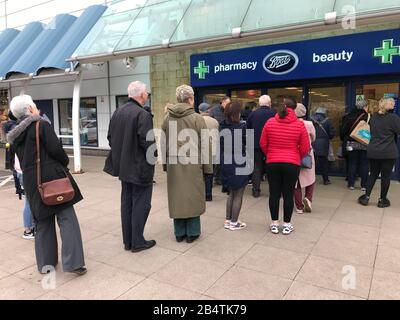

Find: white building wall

[7,56,151,150]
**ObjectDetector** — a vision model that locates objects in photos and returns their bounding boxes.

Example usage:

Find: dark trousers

[294,182,315,210]
[204,174,213,199]
[121,182,153,248]
[214,164,221,185]
[226,187,246,223]
[347,150,369,188]
[174,217,201,237]
[266,163,300,223]
[365,159,396,199]
[35,206,85,273]
[316,156,329,182]
[252,149,267,192]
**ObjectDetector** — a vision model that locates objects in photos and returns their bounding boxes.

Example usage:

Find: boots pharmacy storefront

[191,28,400,180]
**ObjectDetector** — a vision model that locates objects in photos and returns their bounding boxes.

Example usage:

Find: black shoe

[124,244,132,251]
[323,180,331,185]
[186,235,199,243]
[252,189,260,198]
[72,267,87,276]
[221,186,229,193]
[131,240,156,253]
[378,198,391,208]
[176,235,186,243]
[215,180,222,186]
[206,196,213,202]
[358,195,370,206]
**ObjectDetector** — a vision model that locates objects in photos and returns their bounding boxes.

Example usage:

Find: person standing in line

[340,99,370,191]
[7,95,86,275]
[162,85,213,243]
[260,97,310,235]
[220,101,248,231]
[294,103,316,214]
[104,81,157,252]
[246,95,276,198]
[2,111,35,239]
[311,107,335,185]
[358,97,400,208]
[199,102,219,202]
[210,96,231,190]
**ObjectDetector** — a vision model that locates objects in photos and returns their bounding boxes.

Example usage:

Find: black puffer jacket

[7,114,83,221]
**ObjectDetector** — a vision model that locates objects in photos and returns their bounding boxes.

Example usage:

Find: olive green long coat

[162,103,213,219]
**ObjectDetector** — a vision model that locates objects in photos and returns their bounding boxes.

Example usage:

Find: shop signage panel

[191,28,400,87]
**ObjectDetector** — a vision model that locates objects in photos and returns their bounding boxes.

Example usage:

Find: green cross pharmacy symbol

[194,61,210,79]
[374,39,400,64]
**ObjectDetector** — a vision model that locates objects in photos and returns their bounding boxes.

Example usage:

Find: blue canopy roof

[0,5,107,81]
[0,29,20,55]
[0,22,44,79]
[7,14,77,78]
[38,5,107,73]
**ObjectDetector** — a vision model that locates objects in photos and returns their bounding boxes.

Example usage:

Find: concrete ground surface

[0,152,400,300]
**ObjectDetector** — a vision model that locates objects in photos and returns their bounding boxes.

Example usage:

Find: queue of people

[2,80,399,277]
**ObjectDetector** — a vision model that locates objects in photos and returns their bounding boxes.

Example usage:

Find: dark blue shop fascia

[190,28,400,87]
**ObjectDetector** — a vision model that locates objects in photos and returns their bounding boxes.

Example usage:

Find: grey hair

[176,85,194,103]
[10,95,36,119]
[259,95,271,106]
[128,81,147,98]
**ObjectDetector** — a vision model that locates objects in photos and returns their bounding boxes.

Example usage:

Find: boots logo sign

[263,50,299,75]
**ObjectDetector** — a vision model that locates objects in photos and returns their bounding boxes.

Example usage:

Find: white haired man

[104,81,157,252]
[246,95,276,197]
[7,95,86,275]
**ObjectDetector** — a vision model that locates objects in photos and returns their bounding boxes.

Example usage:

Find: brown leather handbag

[36,121,75,206]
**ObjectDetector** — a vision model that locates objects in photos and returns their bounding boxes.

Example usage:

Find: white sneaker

[229,221,247,231]
[270,224,280,234]
[303,198,312,213]
[224,220,231,229]
[296,208,303,214]
[282,223,294,235]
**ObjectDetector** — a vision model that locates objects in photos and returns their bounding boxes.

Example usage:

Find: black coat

[246,106,276,149]
[311,114,335,157]
[219,120,249,190]
[104,99,156,186]
[7,114,83,221]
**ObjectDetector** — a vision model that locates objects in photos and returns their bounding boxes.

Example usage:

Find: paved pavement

[0,151,400,300]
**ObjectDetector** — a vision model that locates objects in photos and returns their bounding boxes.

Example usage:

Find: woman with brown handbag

[7,95,86,276]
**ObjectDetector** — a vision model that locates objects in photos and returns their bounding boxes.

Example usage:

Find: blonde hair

[176,85,194,103]
[368,99,379,115]
[378,97,395,114]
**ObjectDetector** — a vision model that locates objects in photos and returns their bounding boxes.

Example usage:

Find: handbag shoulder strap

[350,113,367,132]
[36,121,42,189]
[313,118,329,138]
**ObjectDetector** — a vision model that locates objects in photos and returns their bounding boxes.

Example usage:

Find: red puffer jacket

[260,108,310,166]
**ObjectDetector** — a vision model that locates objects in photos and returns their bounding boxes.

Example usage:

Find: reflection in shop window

[308,85,346,173]
[268,87,303,112]
[58,97,98,147]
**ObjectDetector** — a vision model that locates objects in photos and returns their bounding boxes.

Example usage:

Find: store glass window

[0,88,9,143]
[201,91,227,106]
[308,85,346,173]
[116,94,152,110]
[231,89,262,121]
[268,87,303,112]
[58,97,98,147]
[356,83,400,115]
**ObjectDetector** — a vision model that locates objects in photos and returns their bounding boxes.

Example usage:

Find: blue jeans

[17,173,35,229]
